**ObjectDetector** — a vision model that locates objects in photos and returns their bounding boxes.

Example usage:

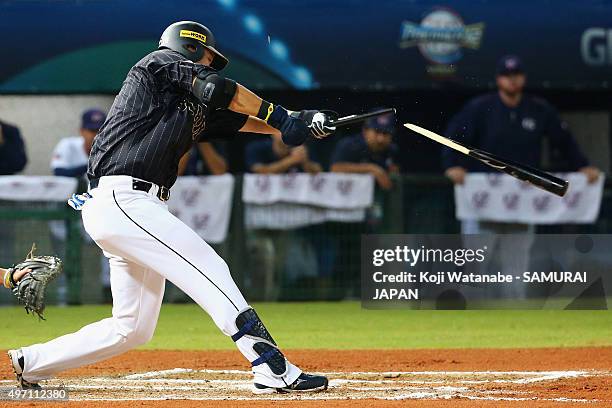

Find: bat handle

[328,107,396,127]
[321,110,340,126]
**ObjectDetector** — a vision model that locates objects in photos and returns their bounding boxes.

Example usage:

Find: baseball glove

[7,244,63,320]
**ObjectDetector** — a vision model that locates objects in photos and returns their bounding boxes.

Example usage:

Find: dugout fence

[0,175,609,305]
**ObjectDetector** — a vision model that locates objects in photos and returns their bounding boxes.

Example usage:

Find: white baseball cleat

[7,349,41,390]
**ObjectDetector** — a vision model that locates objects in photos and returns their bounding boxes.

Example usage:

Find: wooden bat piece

[404,123,569,197]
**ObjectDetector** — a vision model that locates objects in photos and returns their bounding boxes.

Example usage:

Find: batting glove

[308,111,336,139]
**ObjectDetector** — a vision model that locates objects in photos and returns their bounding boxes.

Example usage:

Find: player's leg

[84,183,323,391]
[17,254,165,382]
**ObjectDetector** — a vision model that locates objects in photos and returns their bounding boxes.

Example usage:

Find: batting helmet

[159,21,229,71]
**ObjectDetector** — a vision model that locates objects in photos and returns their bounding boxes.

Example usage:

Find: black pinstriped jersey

[88,48,247,188]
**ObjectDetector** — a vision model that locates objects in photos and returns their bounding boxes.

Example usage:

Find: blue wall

[1,0,611,92]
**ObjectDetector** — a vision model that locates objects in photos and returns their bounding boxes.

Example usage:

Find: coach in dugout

[442,55,600,298]
[330,111,400,190]
[51,109,106,178]
[443,55,600,230]
[246,133,322,174]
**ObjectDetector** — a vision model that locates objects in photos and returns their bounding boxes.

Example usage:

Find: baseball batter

[7,21,334,393]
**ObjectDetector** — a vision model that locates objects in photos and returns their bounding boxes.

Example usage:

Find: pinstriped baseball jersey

[87,48,247,188]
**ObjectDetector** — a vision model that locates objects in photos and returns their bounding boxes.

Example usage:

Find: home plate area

[2,368,608,402]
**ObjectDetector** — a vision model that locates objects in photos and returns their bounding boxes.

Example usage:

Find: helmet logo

[179,30,207,44]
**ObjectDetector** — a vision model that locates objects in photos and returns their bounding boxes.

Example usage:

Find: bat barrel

[469,149,569,197]
[403,122,570,197]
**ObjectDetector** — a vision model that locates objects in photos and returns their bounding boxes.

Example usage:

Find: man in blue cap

[443,55,599,187]
[51,109,107,178]
[330,110,400,190]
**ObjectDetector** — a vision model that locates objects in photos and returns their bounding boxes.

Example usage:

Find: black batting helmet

[159,21,229,71]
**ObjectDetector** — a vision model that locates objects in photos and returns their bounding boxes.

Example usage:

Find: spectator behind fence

[330,110,399,190]
[179,142,228,176]
[443,55,599,187]
[0,120,27,302]
[329,111,400,294]
[50,108,110,304]
[246,133,322,174]
[51,109,106,178]
[441,55,601,299]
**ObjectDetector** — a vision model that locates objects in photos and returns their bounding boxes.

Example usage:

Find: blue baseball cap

[496,55,524,76]
[81,108,106,131]
[363,109,396,134]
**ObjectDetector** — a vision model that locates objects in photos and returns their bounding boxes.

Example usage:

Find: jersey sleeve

[197,109,248,142]
[147,51,195,92]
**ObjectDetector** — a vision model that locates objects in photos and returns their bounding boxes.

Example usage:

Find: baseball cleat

[253,373,329,394]
[7,349,41,389]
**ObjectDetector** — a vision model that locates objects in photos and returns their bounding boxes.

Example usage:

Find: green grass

[1,302,611,350]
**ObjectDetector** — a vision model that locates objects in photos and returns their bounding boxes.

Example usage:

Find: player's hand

[12,268,31,283]
[445,166,467,184]
[295,110,336,139]
[370,165,393,190]
[303,161,322,174]
[579,166,600,184]
[308,111,336,139]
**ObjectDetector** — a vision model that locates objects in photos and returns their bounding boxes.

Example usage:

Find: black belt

[89,177,171,201]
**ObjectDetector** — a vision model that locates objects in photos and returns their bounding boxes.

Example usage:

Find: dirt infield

[0,348,610,407]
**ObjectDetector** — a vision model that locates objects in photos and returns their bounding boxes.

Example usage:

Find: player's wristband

[3,269,14,289]
[257,101,274,123]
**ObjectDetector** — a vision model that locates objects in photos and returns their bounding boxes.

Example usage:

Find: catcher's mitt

[7,244,63,319]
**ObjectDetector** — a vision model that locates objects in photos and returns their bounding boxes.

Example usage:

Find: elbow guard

[192,71,237,109]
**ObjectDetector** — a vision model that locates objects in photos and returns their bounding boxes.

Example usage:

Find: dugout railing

[0,175,610,304]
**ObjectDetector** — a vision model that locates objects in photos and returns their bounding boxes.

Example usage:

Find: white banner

[242,173,374,209]
[245,203,366,230]
[0,176,77,202]
[455,172,605,224]
[167,175,234,244]
[243,173,374,229]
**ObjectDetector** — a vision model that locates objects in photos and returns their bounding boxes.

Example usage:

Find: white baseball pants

[20,176,301,387]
